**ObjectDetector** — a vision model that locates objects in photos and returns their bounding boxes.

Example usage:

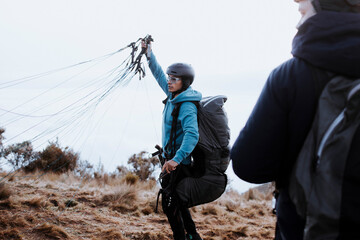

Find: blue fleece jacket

[148,52,202,165]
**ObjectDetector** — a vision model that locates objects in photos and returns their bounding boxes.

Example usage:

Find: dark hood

[292,11,360,77]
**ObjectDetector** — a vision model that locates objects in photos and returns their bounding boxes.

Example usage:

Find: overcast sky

[0,0,300,192]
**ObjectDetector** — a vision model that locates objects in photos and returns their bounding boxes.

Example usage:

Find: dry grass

[34,223,69,239]
[201,204,219,216]
[8,175,15,182]
[0,182,12,200]
[22,197,47,208]
[141,205,154,215]
[0,171,276,240]
[94,173,111,186]
[131,231,168,240]
[101,185,137,205]
[123,172,139,185]
[99,228,125,240]
[42,172,62,182]
[227,226,249,238]
[0,198,18,209]
[49,198,59,207]
[1,215,29,228]
[242,188,265,201]
[140,178,157,190]
[112,203,138,213]
[224,200,238,212]
[64,199,78,208]
[0,228,23,240]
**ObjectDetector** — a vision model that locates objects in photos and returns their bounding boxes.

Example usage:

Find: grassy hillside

[0,171,275,240]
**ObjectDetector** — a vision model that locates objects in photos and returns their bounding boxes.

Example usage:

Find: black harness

[154,97,199,213]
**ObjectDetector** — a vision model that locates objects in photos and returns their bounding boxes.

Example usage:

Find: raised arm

[142,41,169,95]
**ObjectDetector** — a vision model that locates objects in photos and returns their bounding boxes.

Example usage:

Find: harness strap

[155,99,199,214]
[167,100,199,159]
[155,189,163,213]
[168,103,181,159]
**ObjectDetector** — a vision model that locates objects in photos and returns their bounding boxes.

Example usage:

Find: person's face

[295,0,316,29]
[167,75,183,93]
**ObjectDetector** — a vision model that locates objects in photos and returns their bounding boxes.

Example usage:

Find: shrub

[76,159,94,179]
[116,165,129,176]
[4,141,38,169]
[127,151,160,181]
[93,160,105,178]
[24,141,79,173]
[124,172,139,185]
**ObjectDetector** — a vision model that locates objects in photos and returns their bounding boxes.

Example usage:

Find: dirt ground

[0,172,275,240]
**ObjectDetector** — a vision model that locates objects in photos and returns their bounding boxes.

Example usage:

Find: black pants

[162,193,197,240]
[161,165,197,240]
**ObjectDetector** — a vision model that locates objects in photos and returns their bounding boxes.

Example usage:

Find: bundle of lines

[0,35,153,180]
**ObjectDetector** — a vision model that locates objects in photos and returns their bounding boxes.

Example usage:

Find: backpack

[288,75,360,239]
[163,95,230,208]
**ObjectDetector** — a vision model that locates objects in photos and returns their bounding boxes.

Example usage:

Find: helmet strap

[172,90,182,99]
[171,79,191,98]
[171,86,190,98]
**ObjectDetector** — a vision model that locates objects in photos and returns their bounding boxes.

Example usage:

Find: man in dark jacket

[231,0,360,239]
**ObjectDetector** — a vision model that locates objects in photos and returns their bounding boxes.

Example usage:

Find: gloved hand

[141,40,152,60]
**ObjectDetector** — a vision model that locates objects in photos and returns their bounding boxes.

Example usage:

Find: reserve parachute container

[174,95,230,208]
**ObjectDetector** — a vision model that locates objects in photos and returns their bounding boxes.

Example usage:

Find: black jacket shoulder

[231,57,327,186]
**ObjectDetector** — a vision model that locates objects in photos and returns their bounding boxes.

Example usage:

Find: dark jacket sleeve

[231,59,311,183]
[231,74,287,183]
[231,58,323,185]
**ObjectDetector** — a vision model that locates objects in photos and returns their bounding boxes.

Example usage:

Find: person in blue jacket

[230,0,360,239]
[142,41,203,240]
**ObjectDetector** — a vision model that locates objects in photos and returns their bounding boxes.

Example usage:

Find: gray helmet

[166,63,195,88]
[312,0,360,13]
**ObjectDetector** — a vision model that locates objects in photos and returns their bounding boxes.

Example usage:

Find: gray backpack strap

[289,76,360,239]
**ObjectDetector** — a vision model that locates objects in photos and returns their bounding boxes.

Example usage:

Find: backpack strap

[167,102,181,159]
[165,101,199,194]
[167,101,199,159]
[310,65,336,99]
